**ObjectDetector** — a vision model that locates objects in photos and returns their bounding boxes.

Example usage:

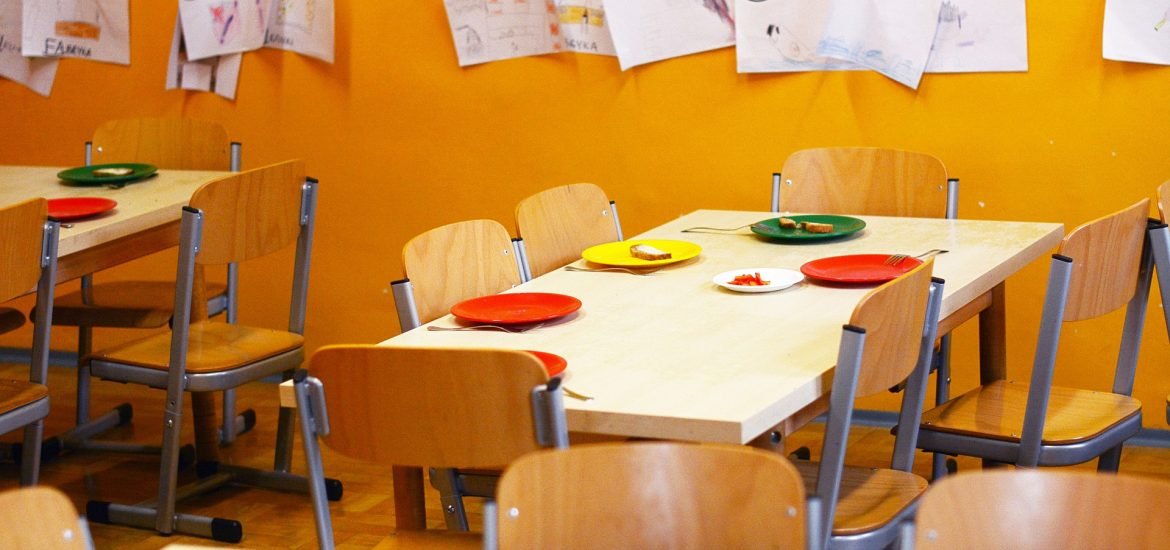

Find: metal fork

[885,249,948,265]
[562,386,594,401]
[681,223,752,233]
[426,323,543,333]
[564,265,661,276]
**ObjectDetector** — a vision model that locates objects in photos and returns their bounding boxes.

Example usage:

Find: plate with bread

[57,163,158,185]
[713,268,804,293]
[750,215,865,242]
[581,239,702,267]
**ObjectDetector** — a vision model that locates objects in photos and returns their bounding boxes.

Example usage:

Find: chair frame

[810,271,944,550]
[0,200,59,487]
[916,202,1154,470]
[84,164,338,542]
[288,347,570,548]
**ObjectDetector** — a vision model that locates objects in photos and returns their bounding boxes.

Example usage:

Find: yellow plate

[581,239,702,267]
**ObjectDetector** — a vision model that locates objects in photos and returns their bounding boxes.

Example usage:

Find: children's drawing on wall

[443,0,562,66]
[166,14,242,100]
[555,0,615,56]
[815,0,943,89]
[1104,0,1170,64]
[264,0,334,62]
[180,0,275,61]
[0,0,58,96]
[20,0,128,64]
[735,0,861,73]
[605,0,738,71]
[924,0,1027,73]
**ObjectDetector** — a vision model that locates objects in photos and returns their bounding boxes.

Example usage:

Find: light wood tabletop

[0,165,227,282]
[383,209,1063,445]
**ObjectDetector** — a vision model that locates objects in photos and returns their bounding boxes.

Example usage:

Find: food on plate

[778,217,798,229]
[630,243,672,261]
[92,167,134,178]
[800,221,835,233]
[729,272,771,286]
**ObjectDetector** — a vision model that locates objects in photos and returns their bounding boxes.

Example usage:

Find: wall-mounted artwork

[264,0,334,63]
[444,0,563,67]
[21,0,129,65]
[815,0,943,89]
[924,0,1028,73]
[736,0,862,73]
[166,14,242,99]
[605,0,736,71]
[556,0,615,56]
[1104,0,1170,65]
[0,0,59,96]
[179,0,276,61]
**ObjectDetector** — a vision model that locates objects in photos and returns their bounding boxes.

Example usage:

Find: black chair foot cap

[86,501,111,524]
[115,403,133,425]
[211,518,243,543]
[241,409,257,433]
[196,460,220,478]
[178,444,197,471]
[326,478,343,501]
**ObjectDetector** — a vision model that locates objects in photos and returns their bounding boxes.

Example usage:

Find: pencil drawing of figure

[766,23,814,62]
[701,0,734,27]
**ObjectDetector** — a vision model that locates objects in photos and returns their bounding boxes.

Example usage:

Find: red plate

[800,254,924,284]
[526,350,568,377]
[47,197,117,221]
[450,292,582,325]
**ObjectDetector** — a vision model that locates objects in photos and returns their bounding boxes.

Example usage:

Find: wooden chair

[1149,181,1170,434]
[47,117,250,461]
[390,219,525,332]
[0,198,58,487]
[911,470,1170,549]
[916,199,1152,472]
[0,486,92,549]
[487,442,813,549]
[775,147,968,477]
[800,260,944,550]
[287,346,569,548]
[772,147,955,218]
[83,160,340,543]
[514,183,623,278]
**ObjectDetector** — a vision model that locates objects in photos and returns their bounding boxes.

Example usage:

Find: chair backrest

[308,345,565,468]
[401,219,523,326]
[0,198,49,302]
[777,147,950,218]
[91,117,231,170]
[914,470,1170,549]
[515,183,619,278]
[1059,199,1150,321]
[175,160,314,338]
[0,487,92,549]
[493,442,808,549]
[813,260,943,548]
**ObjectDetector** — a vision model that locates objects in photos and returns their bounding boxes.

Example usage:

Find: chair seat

[378,530,481,548]
[0,378,49,414]
[921,379,1142,444]
[52,281,229,328]
[0,308,24,335]
[89,322,303,373]
[794,461,926,536]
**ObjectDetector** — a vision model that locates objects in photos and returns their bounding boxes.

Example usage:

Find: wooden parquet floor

[2,361,1169,548]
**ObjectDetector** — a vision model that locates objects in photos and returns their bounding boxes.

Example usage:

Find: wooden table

[381,209,1063,528]
[0,165,230,459]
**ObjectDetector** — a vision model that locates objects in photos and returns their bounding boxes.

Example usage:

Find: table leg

[393,466,427,531]
[978,282,1008,384]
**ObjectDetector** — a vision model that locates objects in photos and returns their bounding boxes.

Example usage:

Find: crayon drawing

[1103,0,1170,65]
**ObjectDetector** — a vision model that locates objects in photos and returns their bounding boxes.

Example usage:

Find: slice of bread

[93,167,134,177]
[800,222,834,233]
[630,243,672,261]
[778,217,798,229]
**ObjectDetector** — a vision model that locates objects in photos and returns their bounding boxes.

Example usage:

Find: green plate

[750,214,866,242]
[57,163,158,185]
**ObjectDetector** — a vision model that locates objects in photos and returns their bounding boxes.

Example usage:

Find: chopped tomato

[729,272,770,286]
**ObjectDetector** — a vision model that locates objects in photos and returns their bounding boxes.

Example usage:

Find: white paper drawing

[264,0,334,63]
[444,0,563,67]
[0,0,58,96]
[556,0,615,56]
[1104,0,1170,65]
[167,15,242,100]
[816,0,943,89]
[604,0,736,71]
[924,0,1027,73]
[180,0,276,61]
[20,0,129,65]
[735,0,862,73]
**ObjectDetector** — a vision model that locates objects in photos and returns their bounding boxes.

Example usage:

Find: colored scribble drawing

[701,0,734,27]
[276,0,317,34]
[555,0,614,54]
[209,1,240,45]
[1156,6,1169,31]
[55,0,104,40]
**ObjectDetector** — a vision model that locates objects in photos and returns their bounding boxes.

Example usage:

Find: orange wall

[2,3,1169,424]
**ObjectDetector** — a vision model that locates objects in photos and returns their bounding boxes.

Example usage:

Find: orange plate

[47,197,117,221]
[526,350,568,377]
[450,292,581,325]
[800,254,923,284]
